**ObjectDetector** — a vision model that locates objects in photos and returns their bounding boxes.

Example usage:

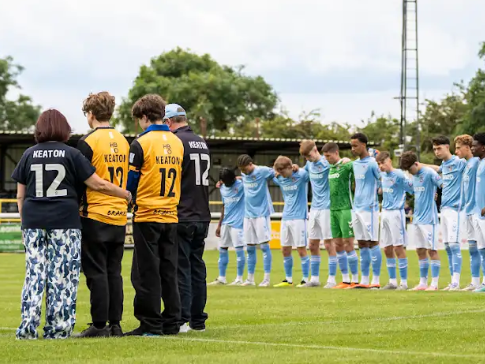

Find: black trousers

[177,222,209,329]
[81,217,125,325]
[131,222,181,335]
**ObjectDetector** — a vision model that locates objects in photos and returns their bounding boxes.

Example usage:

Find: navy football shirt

[12,142,96,229]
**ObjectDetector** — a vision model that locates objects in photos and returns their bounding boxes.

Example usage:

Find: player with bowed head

[13,109,131,340]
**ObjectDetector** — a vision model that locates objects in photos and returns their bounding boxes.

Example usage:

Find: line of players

[210,132,485,292]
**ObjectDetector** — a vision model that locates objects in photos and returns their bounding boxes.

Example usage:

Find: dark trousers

[81,218,125,325]
[177,222,209,329]
[131,222,181,335]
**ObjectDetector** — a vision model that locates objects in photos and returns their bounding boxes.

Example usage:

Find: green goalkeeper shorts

[330,209,354,239]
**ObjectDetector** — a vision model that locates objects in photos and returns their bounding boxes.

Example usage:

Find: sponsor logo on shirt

[414,187,425,192]
[283,185,298,191]
[355,174,365,179]
[329,173,340,179]
[310,173,324,179]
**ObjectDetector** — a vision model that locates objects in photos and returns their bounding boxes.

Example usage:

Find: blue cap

[164,104,186,120]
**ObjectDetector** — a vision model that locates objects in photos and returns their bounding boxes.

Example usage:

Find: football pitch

[1,250,485,364]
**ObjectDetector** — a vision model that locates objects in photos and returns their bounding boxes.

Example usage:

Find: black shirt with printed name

[11,142,96,230]
[173,126,211,222]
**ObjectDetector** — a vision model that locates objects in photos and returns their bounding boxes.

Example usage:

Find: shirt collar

[140,124,170,136]
[173,125,191,134]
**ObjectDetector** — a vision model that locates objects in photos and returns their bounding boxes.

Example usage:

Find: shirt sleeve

[430,169,443,188]
[263,166,276,180]
[299,168,310,182]
[72,150,96,182]
[371,162,380,180]
[457,158,467,173]
[304,162,310,172]
[437,164,443,174]
[272,177,281,186]
[77,139,94,163]
[11,151,29,185]
[127,140,144,194]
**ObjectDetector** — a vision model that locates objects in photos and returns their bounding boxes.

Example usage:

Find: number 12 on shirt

[160,168,177,197]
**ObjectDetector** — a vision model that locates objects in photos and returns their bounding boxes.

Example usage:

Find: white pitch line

[212,308,485,330]
[167,336,485,359]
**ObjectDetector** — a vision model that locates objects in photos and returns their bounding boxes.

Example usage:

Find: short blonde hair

[299,140,316,156]
[274,155,292,170]
[454,134,473,148]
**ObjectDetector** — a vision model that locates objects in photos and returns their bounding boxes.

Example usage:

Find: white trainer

[241,280,255,286]
[258,279,271,287]
[228,279,243,286]
[179,323,190,333]
[462,283,478,291]
[323,282,335,289]
[208,279,226,286]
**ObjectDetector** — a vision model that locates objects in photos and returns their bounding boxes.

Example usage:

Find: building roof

[0,131,379,152]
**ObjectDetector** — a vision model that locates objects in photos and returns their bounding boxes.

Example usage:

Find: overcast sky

[1,0,484,133]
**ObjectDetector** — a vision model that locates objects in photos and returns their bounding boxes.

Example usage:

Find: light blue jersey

[273,169,309,220]
[220,179,245,229]
[380,169,413,210]
[476,159,485,220]
[304,157,330,210]
[242,166,275,218]
[463,157,480,215]
[411,167,442,225]
[438,155,466,211]
[353,156,380,212]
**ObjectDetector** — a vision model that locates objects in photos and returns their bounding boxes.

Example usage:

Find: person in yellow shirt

[76,92,129,338]
[124,94,184,336]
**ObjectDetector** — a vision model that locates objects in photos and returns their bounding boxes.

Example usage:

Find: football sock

[444,243,453,276]
[360,247,371,283]
[398,258,408,284]
[284,256,293,283]
[450,243,462,282]
[370,245,382,280]
[311,255,321,283]
[218,248,228,280]
[419,258,429,284]
[431,260,441,287]
[347,250,359,276]
[301,256,310,282]
[469,241,480,285]
[337,251,349,275]
[328,255,337,282]
[261,243,272,274]
[387,258,397,283]
[235,247,246,279]
[247,245,257,277]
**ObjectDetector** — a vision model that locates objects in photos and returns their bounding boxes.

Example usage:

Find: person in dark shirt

[12,109,131,340]
[163,104,211,333]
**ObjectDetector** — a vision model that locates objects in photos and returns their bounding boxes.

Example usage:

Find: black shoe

[123,327,144,337]
[74,324,110,338]
[109,324,123,337]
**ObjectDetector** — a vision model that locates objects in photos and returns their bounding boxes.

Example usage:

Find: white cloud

[0,0,484,132]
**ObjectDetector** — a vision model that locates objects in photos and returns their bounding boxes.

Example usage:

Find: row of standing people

[211,133,485,292]
[13,92,211,339]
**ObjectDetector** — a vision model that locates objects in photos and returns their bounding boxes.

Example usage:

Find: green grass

[2,250,485,363]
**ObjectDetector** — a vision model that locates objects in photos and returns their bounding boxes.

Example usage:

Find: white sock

[218,276,226,283]
[361,276,369,285]
[351,274,359,283]
[264,273,270,281]
[248,273,255,282]
[327,275,336,284]
[236,275,243,282]
[452,272,460,285]
[431,277,439,287]
[285,276,293,283]
[371,276,380,285]
[342,273,350,283]
[400,279,408,286]
[419,277,427,286]
[311,276,320,283]
[472,277,480,286]
[390,278,398,286]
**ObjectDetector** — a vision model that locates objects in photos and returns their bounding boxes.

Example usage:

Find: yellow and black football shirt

[77,127,129,226]
[127,124,184,223]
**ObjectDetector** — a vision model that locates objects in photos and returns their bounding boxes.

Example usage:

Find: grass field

[2,250,485,363]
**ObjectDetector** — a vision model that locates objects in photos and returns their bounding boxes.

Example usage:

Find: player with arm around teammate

[376,152,413,290]
[13,109,131,340]
[237,154,273,287]
[454,135,481,291]
[298,140,337,288]
[350,133,382,289]
[400,151,443,291]
[209,168,246,286]
[272,156,310,287]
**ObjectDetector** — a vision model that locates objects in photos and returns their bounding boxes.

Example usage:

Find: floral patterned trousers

[16,229,81,340]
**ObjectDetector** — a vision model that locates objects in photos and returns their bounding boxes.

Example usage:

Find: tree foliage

[0,56,41,131]
[114,48,278,133]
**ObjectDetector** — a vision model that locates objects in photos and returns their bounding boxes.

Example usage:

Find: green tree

[0,56,41,131]
[114,48,278,133]
[357,113,400,154]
